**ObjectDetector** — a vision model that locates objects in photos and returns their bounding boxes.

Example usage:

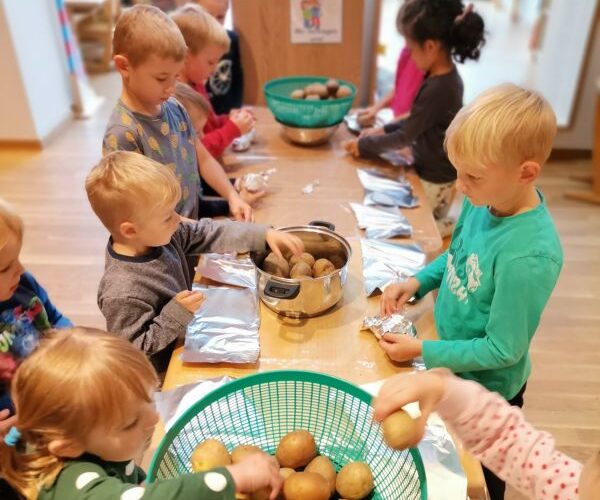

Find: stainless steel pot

[280,123,339,146]
[251,221,352,318]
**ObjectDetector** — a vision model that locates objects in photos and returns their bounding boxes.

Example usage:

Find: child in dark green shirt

[0,328,282,499]
[379,83,562,500]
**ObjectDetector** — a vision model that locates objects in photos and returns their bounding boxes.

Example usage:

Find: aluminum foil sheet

[357,169,419,209]
[182,284,260,363]
[349,202,412,239]
[361,313,416,340]
[302,178,320,194]
[360,239,427,296]
[379,150,413,167]
[231,128,256,152]
[195,253,256,289]
[234,168,276,194]
[343,108,393,135]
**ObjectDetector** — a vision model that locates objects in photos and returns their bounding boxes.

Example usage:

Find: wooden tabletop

[151,108,486,498]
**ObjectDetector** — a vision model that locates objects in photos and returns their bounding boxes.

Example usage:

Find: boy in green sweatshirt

[379,83,563,499]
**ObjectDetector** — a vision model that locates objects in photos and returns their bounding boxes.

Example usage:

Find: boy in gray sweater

[86,151,303,372]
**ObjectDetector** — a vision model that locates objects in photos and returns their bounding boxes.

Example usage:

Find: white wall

[0,0,72,142]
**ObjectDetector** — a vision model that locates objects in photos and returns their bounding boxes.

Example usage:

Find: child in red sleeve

[171,4,255,159]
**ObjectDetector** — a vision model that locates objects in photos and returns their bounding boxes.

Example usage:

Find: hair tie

[455,3,474,24]
[3,426,21,447]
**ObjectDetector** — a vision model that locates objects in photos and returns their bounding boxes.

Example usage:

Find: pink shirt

[437,372,582,499]
[390,46,425,117]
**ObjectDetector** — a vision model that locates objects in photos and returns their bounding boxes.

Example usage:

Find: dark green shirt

[39,454,235,499]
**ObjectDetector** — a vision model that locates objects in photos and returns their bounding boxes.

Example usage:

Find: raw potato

[290,89,305,99]
[313,258,335,278]
[290,261,312,279]
[336,462,374,500]
[280,467,296,480]
[304,83,329,99]
[305,455,337,495]
[231,444,263,464]
[289,252,316,268]
[326,78,340,96]
[275,430,317,468]
[283,471,330,500]
[190,439,231,472]
[305,94,321,101]
[263,252,290,278]
[336,85,353,99]
[382,409,420,450]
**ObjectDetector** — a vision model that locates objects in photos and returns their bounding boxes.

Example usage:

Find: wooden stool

[566,78,600,204]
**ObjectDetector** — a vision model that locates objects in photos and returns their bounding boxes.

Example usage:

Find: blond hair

[85,151,181,234]
[0,197,23,249]
[171,3,230,55]
[113,4,187,66]
[0,327,158,499]
[445,83,557,172]
[174,81,211,117]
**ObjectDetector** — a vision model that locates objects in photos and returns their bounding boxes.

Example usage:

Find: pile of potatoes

[262,252,337,279]
[190,429,375,500]
[289,78,353,101]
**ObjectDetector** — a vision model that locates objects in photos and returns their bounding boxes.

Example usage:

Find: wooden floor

[1,73,599,499]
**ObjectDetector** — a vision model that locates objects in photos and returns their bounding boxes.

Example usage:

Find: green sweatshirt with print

[415,192,562,400]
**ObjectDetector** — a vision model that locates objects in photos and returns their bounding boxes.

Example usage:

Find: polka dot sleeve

[436,375,582,500]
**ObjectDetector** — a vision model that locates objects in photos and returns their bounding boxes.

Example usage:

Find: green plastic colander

[148,370,427,499]
[264,76,357,128]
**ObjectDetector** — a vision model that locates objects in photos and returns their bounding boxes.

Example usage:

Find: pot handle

[308,220,335,231]
[264,280,301,300]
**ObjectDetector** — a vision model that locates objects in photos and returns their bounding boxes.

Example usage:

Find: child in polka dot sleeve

[0,328,282,499]
[373,369,600,500]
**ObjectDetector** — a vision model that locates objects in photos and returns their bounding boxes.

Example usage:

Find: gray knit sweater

[98,219,268,371]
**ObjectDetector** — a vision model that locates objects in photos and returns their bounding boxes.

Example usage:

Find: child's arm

[373,370,582,500]
[195,140,252,221]
[200,119,241,158]
[25,273,72,328]
[356,82,442,158]
[422,255,561,373]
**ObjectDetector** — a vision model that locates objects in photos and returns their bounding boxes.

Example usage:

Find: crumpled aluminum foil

[357,169,419,208]
[343,108,393,135]
[195,253,256,288]
[234,168,276,193]
[349,202,412,239]
[302,178,320,194]
[182,284,260,364]
[231,128,256,152]
[360,239,427,296]
[361,313,416,340]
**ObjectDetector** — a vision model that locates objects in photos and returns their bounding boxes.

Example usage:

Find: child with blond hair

[0,327,283,499]
[172,4,255,159]
[379,83,563,499]
[103,5,252,221]
[85,151,302,372]
[373,369,600,500]
[0,198,72,413]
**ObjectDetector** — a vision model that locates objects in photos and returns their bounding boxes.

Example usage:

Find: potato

[275,430,317,469]
[356,113,375,127]
[326,78,340,96]
[231,444,263,464]
[190,439,231,472]
[305,455,337,495]
[328,254,346,269]
[336,462,374,500]
[336,85,353,99]
[290,261,312,279]
[283,471,330,500]
[289,252,316,268]
[280,467,296,480]
[313,258,335,278]
[290,89,305,99]
[263,252,290,278]
[305,94,321,101]
[382,409,420,450]
[304,83,328,99]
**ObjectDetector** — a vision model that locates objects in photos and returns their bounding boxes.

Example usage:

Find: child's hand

[372,369,450,439]
[238,187,267,207]
[227,452,282,499]
[266,230,304,260]
[0,409,17,438]
[380,278,420,317]
[359,126,385,139]
[357,107,377,127]
[231,110,255,136]
[378,334,422,362]
[228,192,254,222]
[175,290,205,314]
[343,139,360,157]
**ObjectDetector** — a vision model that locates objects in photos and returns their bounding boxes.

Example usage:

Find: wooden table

[151,109,486,498]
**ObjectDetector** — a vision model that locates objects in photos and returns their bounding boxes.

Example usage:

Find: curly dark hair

[397,0,486,63]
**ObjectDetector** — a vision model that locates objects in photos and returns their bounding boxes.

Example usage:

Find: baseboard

[549,148,592,161]
[0,115,73,151]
